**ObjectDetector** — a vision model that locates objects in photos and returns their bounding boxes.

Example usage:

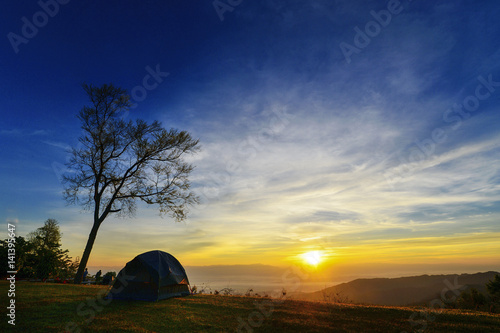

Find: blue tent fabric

[107,250,190,301]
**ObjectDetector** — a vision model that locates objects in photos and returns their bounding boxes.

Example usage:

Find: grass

[1,281,500,332]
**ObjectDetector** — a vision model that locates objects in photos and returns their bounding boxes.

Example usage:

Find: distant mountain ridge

[294,271,499,306]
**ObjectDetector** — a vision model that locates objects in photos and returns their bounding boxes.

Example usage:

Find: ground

[1,281,500,332]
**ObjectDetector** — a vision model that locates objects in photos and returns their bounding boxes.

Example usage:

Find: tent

[107,250,190,301]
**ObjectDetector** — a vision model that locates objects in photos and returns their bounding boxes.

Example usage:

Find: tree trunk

[73,221,100,284]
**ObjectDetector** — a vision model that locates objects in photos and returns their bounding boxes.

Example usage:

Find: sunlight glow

[302,251,323,266]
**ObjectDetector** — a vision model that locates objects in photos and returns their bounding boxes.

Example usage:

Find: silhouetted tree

[456,288,487,311]
[64,84,199,284]
[1,220,75,280]
[28,219,73,280]
[486,274,500,312]
[0,236,32,278]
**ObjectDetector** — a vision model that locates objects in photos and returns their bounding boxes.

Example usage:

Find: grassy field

[1,281,500,332]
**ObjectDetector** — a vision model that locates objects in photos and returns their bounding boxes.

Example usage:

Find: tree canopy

[0,219,77,280]
[28,218,74,280]
[487,274,500,304]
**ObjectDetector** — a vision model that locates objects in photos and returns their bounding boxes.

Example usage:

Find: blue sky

[1,1,499,278]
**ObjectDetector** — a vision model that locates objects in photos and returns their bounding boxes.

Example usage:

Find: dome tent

[107,250,190,301]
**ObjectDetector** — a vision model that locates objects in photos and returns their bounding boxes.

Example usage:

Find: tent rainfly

[107,250,190,301]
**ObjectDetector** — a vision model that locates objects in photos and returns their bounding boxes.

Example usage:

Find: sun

[302,251,323,266]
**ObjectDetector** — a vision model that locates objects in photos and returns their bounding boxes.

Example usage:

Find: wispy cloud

[0,129,49,137]
[42,140,72,151]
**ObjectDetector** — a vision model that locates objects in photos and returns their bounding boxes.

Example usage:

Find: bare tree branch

[64,83,200,284]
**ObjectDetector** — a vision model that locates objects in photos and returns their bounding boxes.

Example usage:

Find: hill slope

[295,271,499,306]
